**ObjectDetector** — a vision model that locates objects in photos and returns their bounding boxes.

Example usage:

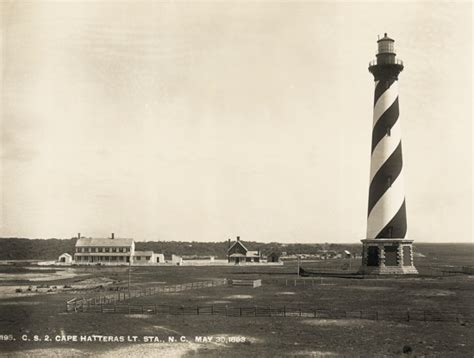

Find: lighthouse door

[367,246,379,266]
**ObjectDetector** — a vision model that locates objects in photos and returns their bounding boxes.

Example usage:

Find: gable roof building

[227,236,261,264]
[74,233,135,265]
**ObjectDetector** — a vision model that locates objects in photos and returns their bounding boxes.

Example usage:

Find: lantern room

[377,33,395,54]
[369,33,403,70]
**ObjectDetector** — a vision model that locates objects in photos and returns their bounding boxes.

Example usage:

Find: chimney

[228,239,231,248]
[236,236,240,241]
[111,233,115,240]
[77,233,80,239]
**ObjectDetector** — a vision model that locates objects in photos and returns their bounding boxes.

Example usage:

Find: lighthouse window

[386,127,391,136]
[378,41,394,53]
[387,176,392,187]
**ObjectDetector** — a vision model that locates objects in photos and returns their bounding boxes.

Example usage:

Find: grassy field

[0,244,472,357]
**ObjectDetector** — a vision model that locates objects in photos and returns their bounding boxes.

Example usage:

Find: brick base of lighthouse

[359,239,418,275]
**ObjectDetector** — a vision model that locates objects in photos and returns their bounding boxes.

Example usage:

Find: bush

[402,345,413,354]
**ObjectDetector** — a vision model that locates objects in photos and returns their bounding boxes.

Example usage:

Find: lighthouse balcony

[369,58,403,67]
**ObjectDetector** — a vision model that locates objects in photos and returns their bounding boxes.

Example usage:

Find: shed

[58,253,72,264]
[268,252,281,263]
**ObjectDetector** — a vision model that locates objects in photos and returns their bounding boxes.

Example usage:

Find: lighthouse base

[359,239,418,275]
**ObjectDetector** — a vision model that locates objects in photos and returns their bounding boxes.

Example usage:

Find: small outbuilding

[58,253,72,264]
[267,252,281,263]
[171,254,183,265]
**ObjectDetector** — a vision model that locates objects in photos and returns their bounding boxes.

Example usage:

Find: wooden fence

[230,279,262,288]
[69,303,471,323]
[66,279,228,312]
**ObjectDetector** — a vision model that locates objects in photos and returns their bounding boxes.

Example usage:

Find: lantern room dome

[377,33,394,43]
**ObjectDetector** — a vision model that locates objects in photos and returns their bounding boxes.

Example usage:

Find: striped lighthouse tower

[360,34,418,275]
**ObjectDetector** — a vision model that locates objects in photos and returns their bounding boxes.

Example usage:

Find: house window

[99,248,103,253]
[136,256,141,260]
[88,247,91,253]
[105,248,110,253]
[112,248,117,253]
[145,256,151,260]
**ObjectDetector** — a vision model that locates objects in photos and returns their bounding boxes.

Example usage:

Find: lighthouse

[360,34,418,275]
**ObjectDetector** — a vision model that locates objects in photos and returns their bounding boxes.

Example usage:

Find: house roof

[246,251,260,257]
[133,251,154,256]
[229,253,247,258]
[228,240,249,253]
[76,238,134,247]
[59,253,72,258]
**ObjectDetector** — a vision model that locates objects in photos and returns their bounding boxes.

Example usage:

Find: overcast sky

[0,1,472,243]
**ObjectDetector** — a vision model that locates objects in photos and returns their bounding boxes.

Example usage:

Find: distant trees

[0,238,76,260]
[0,237,361,261]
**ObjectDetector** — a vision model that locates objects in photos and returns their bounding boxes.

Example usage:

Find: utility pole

[128,255,131,298]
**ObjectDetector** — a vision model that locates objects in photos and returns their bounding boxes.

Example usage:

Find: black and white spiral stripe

[367,79,407,239]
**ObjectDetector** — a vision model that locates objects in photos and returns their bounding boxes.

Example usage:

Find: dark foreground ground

[0,243,472,357]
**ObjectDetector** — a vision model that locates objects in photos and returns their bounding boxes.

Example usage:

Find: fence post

[407,310,410,322]
[197,306,200,315]
[284,306,286,317]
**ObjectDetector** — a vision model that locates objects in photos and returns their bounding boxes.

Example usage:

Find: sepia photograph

[0,1,472,357]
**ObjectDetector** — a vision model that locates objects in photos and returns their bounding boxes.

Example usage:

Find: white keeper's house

[74,233,135,265]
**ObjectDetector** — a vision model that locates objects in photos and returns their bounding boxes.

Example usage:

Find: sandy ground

[302,319,410,329]
[289,350,339,357]
[0,276,115,300]
[1,343,207,358]
[225,295,253,299]
[0,269,86,282]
